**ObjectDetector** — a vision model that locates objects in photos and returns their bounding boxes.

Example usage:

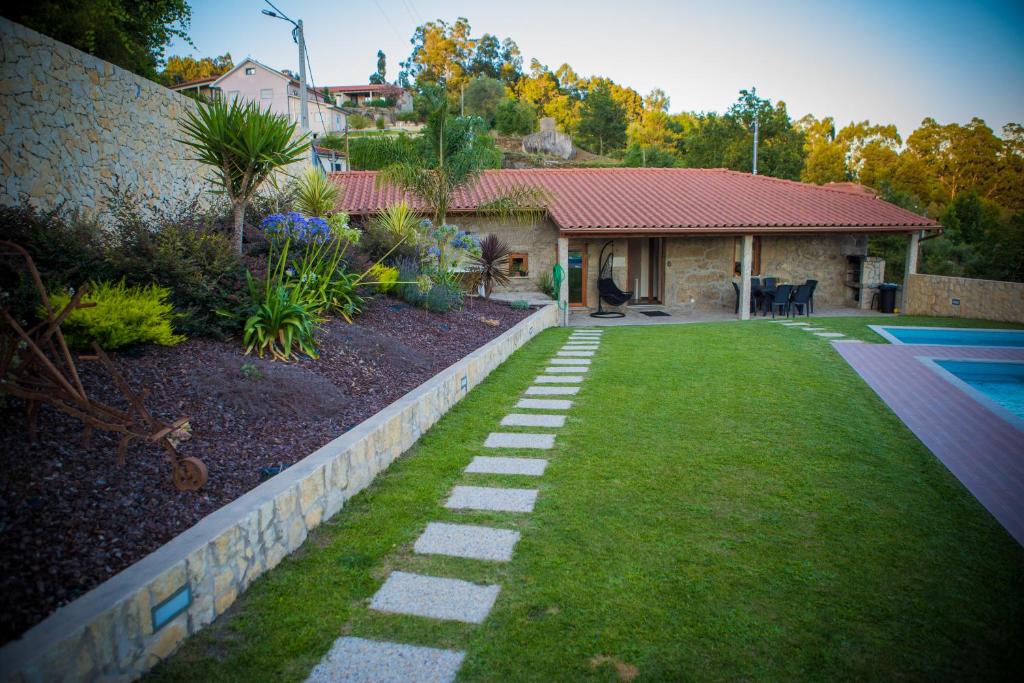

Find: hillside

[492,133,620,169]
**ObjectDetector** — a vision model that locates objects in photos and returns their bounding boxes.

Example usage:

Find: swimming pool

[871,326,1024,348]
[928,359,1024,425]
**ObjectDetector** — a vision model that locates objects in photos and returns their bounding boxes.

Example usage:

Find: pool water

[876,326,1024,347]
[936,360,1024,420]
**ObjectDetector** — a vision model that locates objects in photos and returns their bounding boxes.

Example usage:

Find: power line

[371,0,404,40]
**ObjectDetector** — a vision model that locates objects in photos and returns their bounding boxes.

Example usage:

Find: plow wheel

[172,457,208,491]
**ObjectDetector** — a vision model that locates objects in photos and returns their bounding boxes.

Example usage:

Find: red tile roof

[326,84,405,95]
[329,168,938,234]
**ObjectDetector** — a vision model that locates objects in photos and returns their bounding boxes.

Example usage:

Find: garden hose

[551,263,567,311]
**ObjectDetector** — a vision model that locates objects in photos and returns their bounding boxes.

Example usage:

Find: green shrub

[362,202,422,261]
[348,113,372,129]
[367,263,399,292]
[510,299,531,310]
[243,282,319,361]
[294,167,339,217]
[396,110,420,123]
[537,269,557,299]
[495,98,537,136]
[425,281,464,313]
[48,281,185,350]
[348,133,416,171]
[375,116,386,130]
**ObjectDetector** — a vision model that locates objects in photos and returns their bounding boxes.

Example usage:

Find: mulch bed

[0,296,531,645]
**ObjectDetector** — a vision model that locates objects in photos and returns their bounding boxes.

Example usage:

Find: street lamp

[261,3,308,132]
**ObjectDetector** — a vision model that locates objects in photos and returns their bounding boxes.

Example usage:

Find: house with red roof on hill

[330,167,938,318]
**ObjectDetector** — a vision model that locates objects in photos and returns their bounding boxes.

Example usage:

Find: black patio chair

[732,281,756,314]
[763,277,777,290]
[805,279,818,313]
[790,283,813,317]
[768,284,794,319]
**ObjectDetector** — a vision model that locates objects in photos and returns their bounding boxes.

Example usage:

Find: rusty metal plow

[0,240,207,491]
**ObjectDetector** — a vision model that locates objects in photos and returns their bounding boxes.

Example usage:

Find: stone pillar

[557,236,569,327]
[904,231,920,283]
[858,256,886,310]
[739,234,753,320]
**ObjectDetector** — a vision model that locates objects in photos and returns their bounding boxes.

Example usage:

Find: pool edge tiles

[919,357,1024,430]
[871,325,1024,348]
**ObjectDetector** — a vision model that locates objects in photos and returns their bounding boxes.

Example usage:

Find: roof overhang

[558,225,939,237]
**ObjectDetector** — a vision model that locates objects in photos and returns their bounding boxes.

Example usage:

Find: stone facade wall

[0,18,208,216]
[904,273,1024,323]
[459,216,560,295]
[0,305,558,683]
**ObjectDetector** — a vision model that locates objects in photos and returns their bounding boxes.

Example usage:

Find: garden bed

[0,296,530,645]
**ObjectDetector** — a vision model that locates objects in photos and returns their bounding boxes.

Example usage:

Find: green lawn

[149,317,1024,682]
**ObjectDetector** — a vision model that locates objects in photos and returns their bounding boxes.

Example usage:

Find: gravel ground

[0,296,530,645]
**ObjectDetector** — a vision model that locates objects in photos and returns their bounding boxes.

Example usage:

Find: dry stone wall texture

[0,18,209,216]
[904,273,1024,323]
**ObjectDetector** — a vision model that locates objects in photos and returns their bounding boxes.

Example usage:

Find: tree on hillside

[4,0,192,79]
[376,85,544,226]
[494,98,537,135]
[159,53,233,86]
[398,18,520,92]
[577,84,627,156]
[468,34,523,86]
[798,115,846,184]
[626,89,680,165]
[369,50,387,84]
[464,77,506,125]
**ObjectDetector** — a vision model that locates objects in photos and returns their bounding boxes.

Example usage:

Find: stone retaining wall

[0,18,208,216]
[0,304,558,682]
[903,273,1024,323]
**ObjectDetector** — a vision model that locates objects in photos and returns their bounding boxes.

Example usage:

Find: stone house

[330,168,939,318]
[325,84,414,112]
[211,57,347,138]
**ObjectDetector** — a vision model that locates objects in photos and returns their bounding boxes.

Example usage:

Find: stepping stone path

[465,456,548,476]
[369,571,500,623]
[414,523,521,561]
[775,319,852,344]
[310,329,603,680]
[501,413,566,427]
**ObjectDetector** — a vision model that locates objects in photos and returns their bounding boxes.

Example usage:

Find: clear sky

[170,0,1024,139]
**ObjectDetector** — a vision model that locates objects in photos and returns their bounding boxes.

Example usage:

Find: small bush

[396,110,420,123]
[294,167,339,217]
[367,263,399,292]
[49,281,185,350]
[510,300,531,311]
[537,269,557,299]
[424,280,463,313]
[348,113,372,129]
[375,116,386,130]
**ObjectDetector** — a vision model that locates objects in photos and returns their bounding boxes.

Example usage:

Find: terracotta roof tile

[329,168,938,234]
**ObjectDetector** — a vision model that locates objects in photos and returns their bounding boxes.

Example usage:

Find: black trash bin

[878,283,898,313]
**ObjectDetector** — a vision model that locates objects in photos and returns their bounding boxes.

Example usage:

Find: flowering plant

[261,212,332,245]
[419,220,480,273]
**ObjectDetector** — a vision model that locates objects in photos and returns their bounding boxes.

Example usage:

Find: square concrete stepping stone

[465,456,548,476]
[545,365,588,373]
[801,327,828,332]
[550,358,591,365]
[814,332,846,338]
[570,334,601,339]
[516,398,572,410]
[525,385,579,395]
[306,636,464,683]
[414,522,521,561]
[501,413,566,428]
[369,571,500,624]
[534,375,583,384]
[557,351,595,357]
[484,432,555,449]
[446,485,538,512]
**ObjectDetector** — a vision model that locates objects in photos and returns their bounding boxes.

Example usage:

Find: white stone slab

[563,343,599,347]
[465,456,548,476]
[306,637,464,683]
[782,322,808,326]
[569,335,602,339]
[550,358,591,365]
[516,398,573,410]
[525,385,580,395]
[501,413,566,428]
[557,351,595,357]
[801,327,828,331]
[414,522,521,561]
[814,332,846,338]
[832,339,864,343]
[369,571,500,624]
[533,375,583,384]
[545,366,588,373]
[446,485,538,512]
[484,432,555,449]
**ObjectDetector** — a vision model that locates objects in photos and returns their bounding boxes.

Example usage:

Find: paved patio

[569,305,891,327]
[835,342,1024,546]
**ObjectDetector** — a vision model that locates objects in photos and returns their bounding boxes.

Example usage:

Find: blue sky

[171,0,1024,139]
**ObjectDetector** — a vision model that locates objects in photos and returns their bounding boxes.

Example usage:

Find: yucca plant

[473,234,512,298]
[294,167,339,217]
[179,98,310,254]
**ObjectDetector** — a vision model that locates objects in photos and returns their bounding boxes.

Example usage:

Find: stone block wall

[0,18,208,216]
[903,273,1024,323]
[0,305,558,683]
[460,216,560,294]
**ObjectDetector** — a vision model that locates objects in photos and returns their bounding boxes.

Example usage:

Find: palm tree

[375,85,547,226]
[179,98,311,253]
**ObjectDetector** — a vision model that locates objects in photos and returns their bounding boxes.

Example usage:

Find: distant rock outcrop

[522,118,575,160]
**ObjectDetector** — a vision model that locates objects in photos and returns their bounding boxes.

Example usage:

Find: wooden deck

[835,342,1024,546]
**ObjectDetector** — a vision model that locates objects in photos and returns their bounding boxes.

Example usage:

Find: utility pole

[295,19,309,131]
[460,82,465,117]
[752,116,759,175]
